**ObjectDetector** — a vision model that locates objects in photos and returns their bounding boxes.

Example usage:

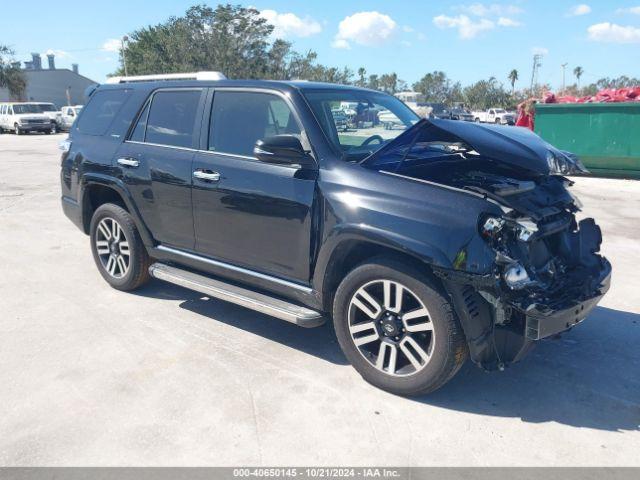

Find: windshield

[37,104,57,112]
[303,89,419,161]
[362,119,474,170]
[494,109,506,113]
[73,107,82,114]
[13,104,42,114]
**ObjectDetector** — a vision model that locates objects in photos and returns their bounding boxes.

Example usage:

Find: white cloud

[568,4,591,16]
[587,22,640,43]
[259,9,322,38]
[402,25,414,33]
[531,46,549,55]
[331,38,350,49]
[433,14,495,39]
[43,49,71,59]
[616,6,640,15]
[455,3,524,17]
[497,17,522,27]
[102,39,122,53]
[400,40,412,47]
[333,11,397,48]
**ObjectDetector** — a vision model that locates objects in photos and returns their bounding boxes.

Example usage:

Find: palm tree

[573,66,584,89]
[0,46,26,100]
[508,69,519,94]
[357,67,366,87]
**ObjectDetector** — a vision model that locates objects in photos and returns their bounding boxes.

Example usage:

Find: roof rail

[105,71,226,84]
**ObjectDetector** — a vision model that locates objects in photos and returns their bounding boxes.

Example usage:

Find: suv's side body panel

[61,79,501,312]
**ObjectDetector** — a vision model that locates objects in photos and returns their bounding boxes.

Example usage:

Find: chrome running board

[149,263,325,328]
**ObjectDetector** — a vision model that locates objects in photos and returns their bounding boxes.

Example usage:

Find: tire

[44,129,51,135]
[333,257,468,396]
[495,118,501,124]
[89,203,151,291]
[14,124,22,135]
[474,118,480,123]
[50,124,58,134]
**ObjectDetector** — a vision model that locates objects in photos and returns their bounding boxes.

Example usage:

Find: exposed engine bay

[363,119,612,370]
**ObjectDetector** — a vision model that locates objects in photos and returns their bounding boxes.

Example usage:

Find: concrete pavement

[0,133,638,466]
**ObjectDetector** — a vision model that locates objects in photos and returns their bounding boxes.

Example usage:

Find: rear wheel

[89,203,150,291]
[333,257,468,396]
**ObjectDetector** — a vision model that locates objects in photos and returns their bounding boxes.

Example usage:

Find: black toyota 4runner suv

[60,73,611,395]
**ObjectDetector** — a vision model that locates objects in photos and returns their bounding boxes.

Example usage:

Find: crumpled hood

[364,118,581,176]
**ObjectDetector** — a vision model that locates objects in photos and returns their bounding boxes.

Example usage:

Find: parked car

[59,105,83,131]
[33,102,63,133]
[472,108,515,125]
[424,102,452,120]
[378,109,403,129]
[331,109,349,131]
[449,107,474,122]
[0,102,54,134]
[60,72,611,396]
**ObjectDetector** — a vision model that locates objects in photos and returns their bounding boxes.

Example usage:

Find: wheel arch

[80,174,154,247]
[314,232,449,312]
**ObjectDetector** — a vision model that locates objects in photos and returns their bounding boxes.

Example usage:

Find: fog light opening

[504,263,533,290]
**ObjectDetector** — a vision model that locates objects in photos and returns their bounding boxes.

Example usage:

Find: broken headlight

[479,215,505,239]
[515,218,538,241]
[546,150,588,176]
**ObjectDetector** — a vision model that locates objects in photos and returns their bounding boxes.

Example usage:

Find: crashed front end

[435,179,611,369]
[364,119,612,370]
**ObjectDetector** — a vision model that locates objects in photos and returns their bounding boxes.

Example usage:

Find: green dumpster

[534,102,640,178]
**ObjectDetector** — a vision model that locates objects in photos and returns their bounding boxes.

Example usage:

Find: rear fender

[80,173,155,247]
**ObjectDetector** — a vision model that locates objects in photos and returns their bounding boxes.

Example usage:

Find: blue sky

[4,0,640,89]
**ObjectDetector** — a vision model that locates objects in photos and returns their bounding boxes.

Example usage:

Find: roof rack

[105,71,226,84]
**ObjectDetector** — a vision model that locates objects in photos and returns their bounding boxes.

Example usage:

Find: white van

[33,103,63,133]
[0,102,54,135]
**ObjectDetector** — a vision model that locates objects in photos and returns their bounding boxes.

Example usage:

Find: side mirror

[254,135,314,167]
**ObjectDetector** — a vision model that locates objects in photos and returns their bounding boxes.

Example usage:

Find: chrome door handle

[193,170,221,182]
[117,158,139,168]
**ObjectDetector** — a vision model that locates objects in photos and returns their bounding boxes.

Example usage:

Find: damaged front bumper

[434,218,612,371]
[522,259,611,340]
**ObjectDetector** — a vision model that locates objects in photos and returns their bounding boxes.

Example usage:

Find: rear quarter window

[76,89,131,136]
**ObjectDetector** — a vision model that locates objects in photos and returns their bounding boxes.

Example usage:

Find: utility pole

[121,35,129,77]
[530,54,542,96]
[561,63,568,95]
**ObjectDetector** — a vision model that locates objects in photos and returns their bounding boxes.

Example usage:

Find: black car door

[115,88,206,249]
[191,89,317,284]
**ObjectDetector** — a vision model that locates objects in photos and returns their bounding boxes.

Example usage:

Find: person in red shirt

[516,99,536,130]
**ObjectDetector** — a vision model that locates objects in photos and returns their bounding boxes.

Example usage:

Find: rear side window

[209,91,301,157]
[142,90,202,148]
[76,89,131,136]
[130,101,150,143]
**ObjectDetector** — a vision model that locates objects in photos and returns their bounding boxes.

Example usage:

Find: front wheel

[89,203,151,291]
[333,257,468,396]
[14,124,22,135]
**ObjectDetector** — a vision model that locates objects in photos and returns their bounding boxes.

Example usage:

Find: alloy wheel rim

[95,217,130,278]
[348,279,435,377]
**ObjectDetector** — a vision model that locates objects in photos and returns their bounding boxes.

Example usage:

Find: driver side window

[208,91,301,157]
